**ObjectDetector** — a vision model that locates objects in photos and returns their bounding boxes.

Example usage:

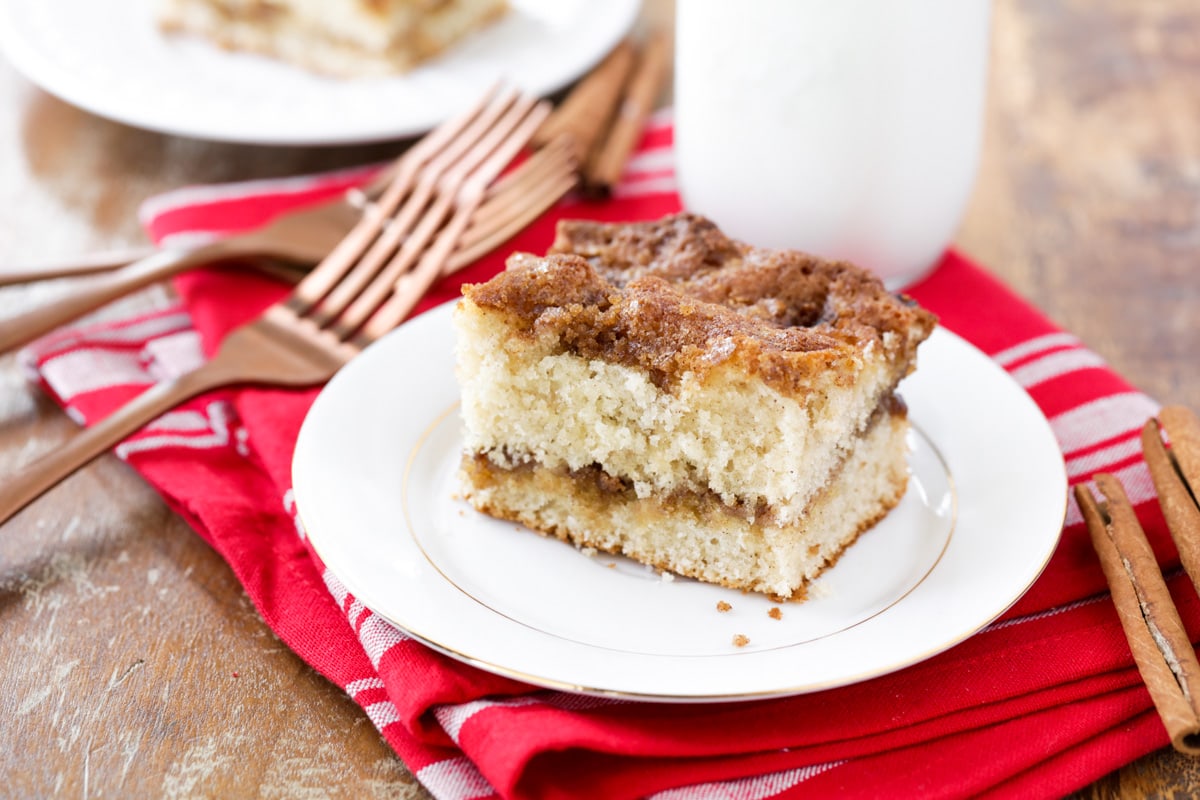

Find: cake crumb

[768,606,782,620]
[580,546,597,557]
[716,601,732,613]
[605,562,616,569]
[732,634,750,648]
[661,572,675,582]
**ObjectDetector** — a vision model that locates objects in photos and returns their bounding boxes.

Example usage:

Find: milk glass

[674,0,992,289]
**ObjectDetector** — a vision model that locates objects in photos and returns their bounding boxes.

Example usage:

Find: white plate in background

[0,0,641,145]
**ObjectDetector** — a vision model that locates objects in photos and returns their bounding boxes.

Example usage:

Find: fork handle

[0,240,236,355]
[0,358,238,526]
[0,246,159,286]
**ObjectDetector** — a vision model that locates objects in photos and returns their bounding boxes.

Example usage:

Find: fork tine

[451,137,579,264]
[302,88,525,327]
[340,83,511,211]
[342,102,553,349]
[284,83,508,314]
[446,170,578,273]
[327,96,551,343]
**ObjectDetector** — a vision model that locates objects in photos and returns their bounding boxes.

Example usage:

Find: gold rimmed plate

[292,301,1067,701]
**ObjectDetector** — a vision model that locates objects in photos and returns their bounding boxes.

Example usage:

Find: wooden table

[1,1,1197,796]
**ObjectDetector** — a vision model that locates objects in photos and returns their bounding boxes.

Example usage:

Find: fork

[0,127,575,356]
[0,170,388,353]
[0,86,568,526]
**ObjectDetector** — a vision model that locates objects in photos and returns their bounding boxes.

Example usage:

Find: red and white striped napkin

[23,111,1187,799]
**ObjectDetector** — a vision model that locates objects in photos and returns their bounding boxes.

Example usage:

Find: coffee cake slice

[454,213,936,599]
[158,0,508,77]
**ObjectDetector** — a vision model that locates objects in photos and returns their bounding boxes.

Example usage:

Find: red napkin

[24,112,1188,799]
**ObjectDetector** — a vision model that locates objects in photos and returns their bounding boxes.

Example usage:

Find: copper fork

[0,125,575,355]
[0,169,393,353]
[0,86,568,526]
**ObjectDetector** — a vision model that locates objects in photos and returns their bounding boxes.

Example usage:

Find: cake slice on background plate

[158,0,509,77]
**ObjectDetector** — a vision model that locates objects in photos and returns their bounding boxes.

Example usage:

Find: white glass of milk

[674,0,992,289]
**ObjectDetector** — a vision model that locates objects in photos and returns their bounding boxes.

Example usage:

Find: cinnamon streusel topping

[462,213,935,393]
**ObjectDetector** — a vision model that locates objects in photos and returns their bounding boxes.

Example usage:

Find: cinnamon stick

[532,39,637,164]
[1161,405,1200,495]
[1142,407,1200,598]
[1077,474,1200,754]
[583,28,671,196]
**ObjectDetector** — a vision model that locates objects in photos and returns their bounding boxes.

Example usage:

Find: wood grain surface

[1,0,1197,797]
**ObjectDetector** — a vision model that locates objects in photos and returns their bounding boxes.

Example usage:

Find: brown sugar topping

[462,213,936,392]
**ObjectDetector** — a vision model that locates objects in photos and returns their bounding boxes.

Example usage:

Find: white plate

[292,301,1067,701]
[0,0,640,145]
